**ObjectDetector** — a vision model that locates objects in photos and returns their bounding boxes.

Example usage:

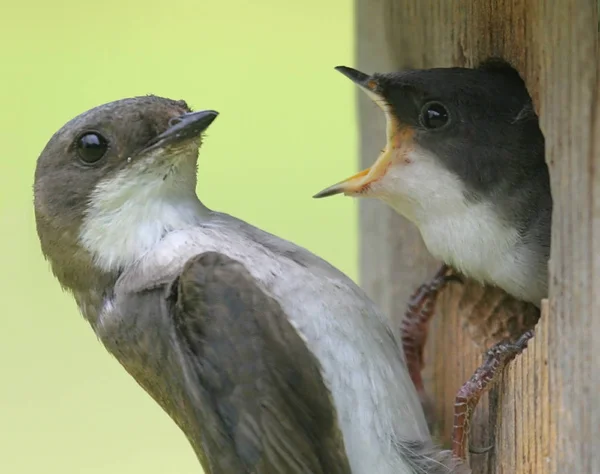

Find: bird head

[314,60,545,225]
[34,96,218,285]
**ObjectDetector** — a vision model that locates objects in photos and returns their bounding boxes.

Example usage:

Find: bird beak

[313,66,395,199]
[313,149,393,198]
[142,109,219,153]
[334,66,382,98]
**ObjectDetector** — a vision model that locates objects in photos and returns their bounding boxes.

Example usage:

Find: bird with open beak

[314,59,550,460]
[33,96,470,473]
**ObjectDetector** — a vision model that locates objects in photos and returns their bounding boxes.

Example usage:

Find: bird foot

[400,264,462,426]
[451,329,535,460]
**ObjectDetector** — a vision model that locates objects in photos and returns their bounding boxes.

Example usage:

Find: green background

[0,1,358,472]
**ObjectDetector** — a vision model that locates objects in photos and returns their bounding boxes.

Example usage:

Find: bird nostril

[168,117,183,128]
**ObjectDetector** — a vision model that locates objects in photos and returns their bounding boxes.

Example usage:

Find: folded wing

[169,251,352,474]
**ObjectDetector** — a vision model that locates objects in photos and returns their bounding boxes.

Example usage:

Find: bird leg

[452,329,535,460]
[400,264,461,426]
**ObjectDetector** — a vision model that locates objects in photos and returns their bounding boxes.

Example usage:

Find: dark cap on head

[315,59,546,205]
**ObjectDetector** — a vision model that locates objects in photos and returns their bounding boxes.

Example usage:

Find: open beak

[143,109,219,153]
[313,149,393,198]
[313,66,395,199]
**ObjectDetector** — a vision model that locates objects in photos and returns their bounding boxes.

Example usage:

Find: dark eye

[76,132,108,164]
[419,102,449,129]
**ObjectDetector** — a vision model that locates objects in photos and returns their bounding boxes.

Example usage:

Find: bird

[313,59,550,460]
[33,95,470,474]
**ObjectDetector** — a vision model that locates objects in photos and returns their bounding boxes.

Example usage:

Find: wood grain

[491,300,553,474]
[355,1,598,472]
[541,2,599,472]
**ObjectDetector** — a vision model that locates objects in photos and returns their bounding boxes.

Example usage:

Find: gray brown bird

[314,59,549,460]
[33,96,469,473]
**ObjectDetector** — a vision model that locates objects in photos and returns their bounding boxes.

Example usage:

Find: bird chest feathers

[416,200,540,305]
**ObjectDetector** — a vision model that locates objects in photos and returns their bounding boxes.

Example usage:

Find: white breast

[417,201,537,304]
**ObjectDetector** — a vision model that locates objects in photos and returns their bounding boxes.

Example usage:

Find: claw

[443,273,464,285]
[469,444,493,455]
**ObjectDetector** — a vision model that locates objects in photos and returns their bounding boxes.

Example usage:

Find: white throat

[79,155,207,272]
[374,147,531,302]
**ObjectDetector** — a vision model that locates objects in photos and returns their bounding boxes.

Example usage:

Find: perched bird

[33,96,469,473]
[314,59,549,459]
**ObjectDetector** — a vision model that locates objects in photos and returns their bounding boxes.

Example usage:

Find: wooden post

[355,1,599,473]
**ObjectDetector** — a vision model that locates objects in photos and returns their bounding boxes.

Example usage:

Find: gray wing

[167,251,352,474]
